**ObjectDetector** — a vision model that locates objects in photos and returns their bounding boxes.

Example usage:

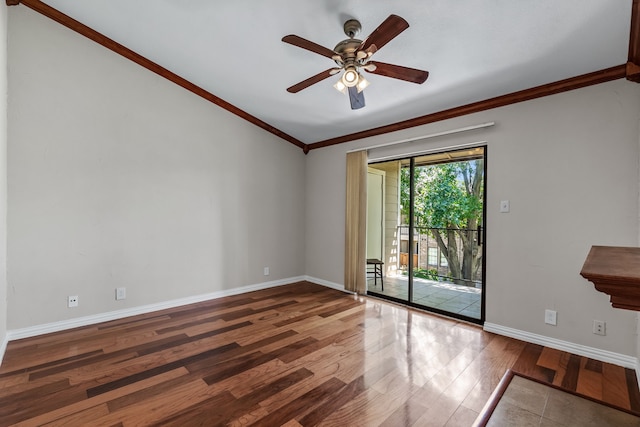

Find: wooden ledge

[580,246,640,311]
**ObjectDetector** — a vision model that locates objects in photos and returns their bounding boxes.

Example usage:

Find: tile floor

[367,274,482,319]
[485,375,640,426]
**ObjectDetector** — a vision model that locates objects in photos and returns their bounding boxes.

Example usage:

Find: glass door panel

[367,147,486,323]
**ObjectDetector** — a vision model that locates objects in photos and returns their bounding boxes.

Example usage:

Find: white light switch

[500,200,510,213]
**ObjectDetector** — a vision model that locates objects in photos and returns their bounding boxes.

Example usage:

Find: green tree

[401,160,483,285]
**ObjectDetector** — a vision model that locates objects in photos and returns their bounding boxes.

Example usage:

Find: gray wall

[7,7,306,329]
[0,4,8,349]
[305,79,640,357]
[4,4,640,365]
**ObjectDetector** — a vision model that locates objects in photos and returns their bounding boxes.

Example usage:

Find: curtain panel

[344,150,367,294]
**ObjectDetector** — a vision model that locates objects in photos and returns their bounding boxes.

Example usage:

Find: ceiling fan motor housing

[333,38,362,68]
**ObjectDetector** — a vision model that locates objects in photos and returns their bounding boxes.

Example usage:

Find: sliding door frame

[367,145,487,325]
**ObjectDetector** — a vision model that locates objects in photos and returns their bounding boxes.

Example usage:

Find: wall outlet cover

[544,309,557,325]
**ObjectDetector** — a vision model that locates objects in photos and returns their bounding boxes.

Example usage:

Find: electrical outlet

[544,309,557,325]
[263,267,270,276]
[593,320,606,335]
[116,287,126,300]
[68,295,78,308]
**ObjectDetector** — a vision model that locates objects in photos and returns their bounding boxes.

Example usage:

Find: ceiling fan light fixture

[342,67,359,87]
[356,75,369,93]
[333,80,347,94]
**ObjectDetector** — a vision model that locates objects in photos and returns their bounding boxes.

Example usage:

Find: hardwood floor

[0,281,637,426]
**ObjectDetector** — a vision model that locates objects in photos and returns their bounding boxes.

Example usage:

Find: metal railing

[396,225,483,287]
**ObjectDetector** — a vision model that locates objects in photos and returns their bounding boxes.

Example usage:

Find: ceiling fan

[282,14,429,110]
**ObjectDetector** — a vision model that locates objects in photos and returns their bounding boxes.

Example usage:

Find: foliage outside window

[400,159,483,286]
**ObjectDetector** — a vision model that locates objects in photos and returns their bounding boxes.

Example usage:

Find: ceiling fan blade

[359,15,409,54]
[365,61,429,84]
[282,35,337,59]
[286,68,340,93]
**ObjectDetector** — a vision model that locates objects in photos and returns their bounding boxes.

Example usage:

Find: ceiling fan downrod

[342,19,361,38]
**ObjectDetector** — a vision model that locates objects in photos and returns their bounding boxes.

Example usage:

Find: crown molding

[306,65,626,151]
[7,1,632,153]
[627,0,640,82]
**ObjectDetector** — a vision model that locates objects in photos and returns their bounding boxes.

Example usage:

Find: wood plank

[560,354,582,390]
[94,381,227,426]
[602,362,632,410]
[512,342,556,383]
[39,403,110,427]
[299,358,398,425]
[252,377,348,427]
[461,335,526,413]
[11,368,190,427]
[626,368,640,414]
[155,368,314,426]
[576,357,603,400]
[0,281,637,425]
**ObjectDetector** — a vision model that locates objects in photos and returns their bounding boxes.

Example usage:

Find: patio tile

[367,275,482,319]
[427,291,460,301]
[459,308,481,318]
[435,300,474,312]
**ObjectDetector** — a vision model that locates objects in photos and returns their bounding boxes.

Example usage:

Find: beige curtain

[344,150,367,294]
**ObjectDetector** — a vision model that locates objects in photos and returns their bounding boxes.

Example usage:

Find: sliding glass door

[366,147,486,323]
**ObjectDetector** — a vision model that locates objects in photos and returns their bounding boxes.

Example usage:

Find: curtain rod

[369,140,487,163]
[346,122,495,153]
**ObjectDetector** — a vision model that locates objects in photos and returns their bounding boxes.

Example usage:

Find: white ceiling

[41,0,632,145]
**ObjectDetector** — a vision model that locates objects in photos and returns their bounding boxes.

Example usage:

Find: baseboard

[484,322,638,369]
[6,276,306,342]
[304,276,353,294]
[0,333,7,366]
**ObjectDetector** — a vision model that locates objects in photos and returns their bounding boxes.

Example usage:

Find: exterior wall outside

[6,8,306,329]
[369,161,400,277]
[305,79,640,357]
